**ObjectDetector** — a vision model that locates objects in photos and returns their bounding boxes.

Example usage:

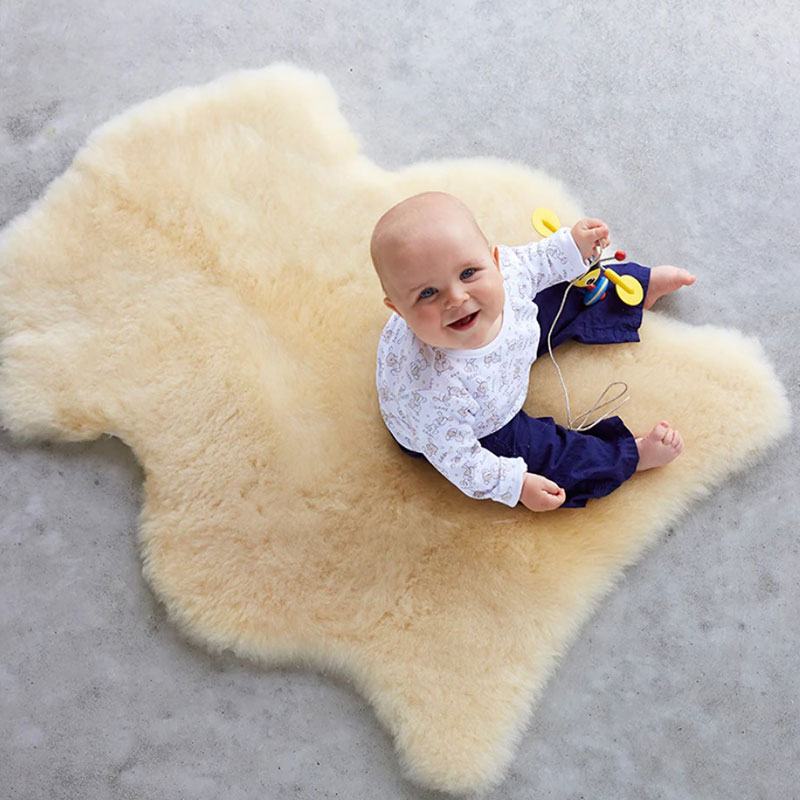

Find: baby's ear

[384,297,400,315]
[492,246,500,268]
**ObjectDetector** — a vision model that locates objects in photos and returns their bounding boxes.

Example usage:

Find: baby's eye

[460,268,476,280]
[419,287,436,300]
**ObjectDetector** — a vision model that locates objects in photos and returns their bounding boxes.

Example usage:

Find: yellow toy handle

[602,268,632,293]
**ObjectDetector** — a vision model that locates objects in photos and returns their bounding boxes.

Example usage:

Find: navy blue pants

[398,263,651,508]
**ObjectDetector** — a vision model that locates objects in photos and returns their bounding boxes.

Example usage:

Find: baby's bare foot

[635,421,684,471]
[644,265,696,310]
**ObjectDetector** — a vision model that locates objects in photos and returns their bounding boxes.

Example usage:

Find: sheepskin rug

[0,64,790,794]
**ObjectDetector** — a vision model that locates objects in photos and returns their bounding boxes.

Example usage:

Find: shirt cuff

[556,226,588,281]
[495,457,527,507]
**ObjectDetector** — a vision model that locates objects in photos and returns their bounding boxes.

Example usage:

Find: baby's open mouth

[448,311,479,330]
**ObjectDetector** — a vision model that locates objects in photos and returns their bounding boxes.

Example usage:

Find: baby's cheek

[417,306,440,327]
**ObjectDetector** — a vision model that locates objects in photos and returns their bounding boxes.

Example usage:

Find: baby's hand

[571,218,610,262]
[519,472,566,512]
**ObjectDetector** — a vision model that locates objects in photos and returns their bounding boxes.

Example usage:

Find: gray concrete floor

[1,2,798,798]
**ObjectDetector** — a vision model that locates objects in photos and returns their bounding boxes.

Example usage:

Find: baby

[372,191,696,511]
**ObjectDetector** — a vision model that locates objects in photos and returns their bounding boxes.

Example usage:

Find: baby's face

[381,216,505,350]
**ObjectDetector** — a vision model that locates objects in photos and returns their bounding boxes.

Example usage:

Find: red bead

[614,250,626,261]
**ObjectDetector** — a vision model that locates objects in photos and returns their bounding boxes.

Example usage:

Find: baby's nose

[444,288,469,308]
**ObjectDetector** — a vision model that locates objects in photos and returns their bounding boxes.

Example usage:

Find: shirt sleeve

[507,227,586,291]
[385,382,527,507]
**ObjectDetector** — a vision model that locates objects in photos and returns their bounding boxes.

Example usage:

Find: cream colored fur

[0,65,790,794]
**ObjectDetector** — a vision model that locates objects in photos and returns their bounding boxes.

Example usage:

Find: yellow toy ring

[603,268,644,306]
[531,207,560,238]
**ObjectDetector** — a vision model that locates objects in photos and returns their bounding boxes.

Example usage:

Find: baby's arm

[416,412,566,511]
[520,472,566,512]
[507,227,586,290]
[381,373,567,510]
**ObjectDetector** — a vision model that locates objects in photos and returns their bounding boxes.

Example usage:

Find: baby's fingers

[584,218,610,247]
[541,490,567,510]
[582,217,609,233]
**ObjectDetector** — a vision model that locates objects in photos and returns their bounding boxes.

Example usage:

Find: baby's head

[371,192,505,350]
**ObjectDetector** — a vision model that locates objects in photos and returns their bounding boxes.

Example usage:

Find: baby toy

[532,207,644,306]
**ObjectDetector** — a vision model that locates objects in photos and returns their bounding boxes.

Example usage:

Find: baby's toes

[654,421,670,440]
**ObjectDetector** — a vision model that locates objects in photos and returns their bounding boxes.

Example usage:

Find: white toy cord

[545,249,630,432]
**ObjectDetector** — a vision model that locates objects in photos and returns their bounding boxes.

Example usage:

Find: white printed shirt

[376,227,585,507]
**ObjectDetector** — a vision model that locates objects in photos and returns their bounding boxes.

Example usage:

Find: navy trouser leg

[534,262,650,355]
[479,412,639,508]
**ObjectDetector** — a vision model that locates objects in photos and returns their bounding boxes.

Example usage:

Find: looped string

[545,249,630,431]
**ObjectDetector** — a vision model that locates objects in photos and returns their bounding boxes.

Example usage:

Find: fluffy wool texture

[0,64,791,794]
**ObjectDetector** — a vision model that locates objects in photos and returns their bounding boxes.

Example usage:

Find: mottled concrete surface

[1,2,798,798]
